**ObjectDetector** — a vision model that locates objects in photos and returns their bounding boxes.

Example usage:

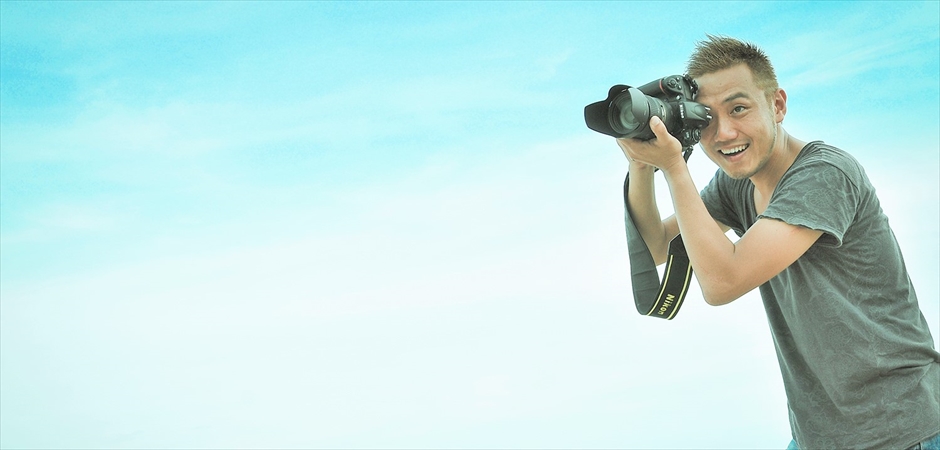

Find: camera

[584,75,711,149]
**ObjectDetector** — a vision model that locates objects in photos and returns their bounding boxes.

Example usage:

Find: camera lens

[618,98,639,129]
[609,88,646,135]
[608,87,663,140]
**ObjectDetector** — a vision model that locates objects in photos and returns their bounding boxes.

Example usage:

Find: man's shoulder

[789,141,869,188]
[797,141,864,173]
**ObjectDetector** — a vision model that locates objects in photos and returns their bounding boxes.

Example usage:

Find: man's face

[694,63,785,180]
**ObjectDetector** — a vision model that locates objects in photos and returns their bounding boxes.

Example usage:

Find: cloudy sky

[1,1,938,448]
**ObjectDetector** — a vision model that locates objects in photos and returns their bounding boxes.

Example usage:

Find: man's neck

[750,127,805,198]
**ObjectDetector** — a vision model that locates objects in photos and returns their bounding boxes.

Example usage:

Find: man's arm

[620,151,679,265]
[662,161,822,305]
[620,117,822,305]
[619,140,731,267]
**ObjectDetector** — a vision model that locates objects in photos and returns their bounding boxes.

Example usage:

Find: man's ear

[773,88,787,123]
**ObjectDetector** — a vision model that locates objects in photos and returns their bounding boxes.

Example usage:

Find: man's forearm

[661,163,738,302]
[626,164,670,264]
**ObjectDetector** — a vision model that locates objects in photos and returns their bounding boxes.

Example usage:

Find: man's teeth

[720,145,748,155]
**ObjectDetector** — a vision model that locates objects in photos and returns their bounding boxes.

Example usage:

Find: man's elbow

[651,248,669,266]
[703,294,736,306]
[700,282,744,306]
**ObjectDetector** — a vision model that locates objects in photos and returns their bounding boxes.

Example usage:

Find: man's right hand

[615,116,686,174]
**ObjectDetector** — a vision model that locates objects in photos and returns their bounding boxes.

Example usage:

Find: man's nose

[713,117,737,142]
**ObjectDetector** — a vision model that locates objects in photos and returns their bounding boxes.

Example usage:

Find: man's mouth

[719,144,748,156]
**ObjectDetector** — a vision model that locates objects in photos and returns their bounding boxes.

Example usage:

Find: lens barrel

[607,87,665,140]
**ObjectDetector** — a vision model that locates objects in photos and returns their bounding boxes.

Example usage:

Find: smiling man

[618,36,940,449]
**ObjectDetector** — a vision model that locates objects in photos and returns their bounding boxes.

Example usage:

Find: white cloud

[772,3,939,91]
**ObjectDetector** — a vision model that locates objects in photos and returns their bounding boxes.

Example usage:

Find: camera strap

[623,174,693,320]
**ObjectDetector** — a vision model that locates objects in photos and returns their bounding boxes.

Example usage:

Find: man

[618,35,940,449]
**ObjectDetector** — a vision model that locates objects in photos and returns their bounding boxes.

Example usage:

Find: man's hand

[615,116,686,173]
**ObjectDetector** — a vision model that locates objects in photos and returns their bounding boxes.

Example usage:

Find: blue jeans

[787,433,940,450]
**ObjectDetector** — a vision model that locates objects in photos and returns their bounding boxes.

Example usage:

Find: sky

[1,1,938,449]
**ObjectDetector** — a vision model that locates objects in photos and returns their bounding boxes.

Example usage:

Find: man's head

[687,35,779,102]
[687,36,789,181]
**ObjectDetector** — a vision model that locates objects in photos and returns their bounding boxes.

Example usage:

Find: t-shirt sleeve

[700,171,746,237]
[760,159,859,248]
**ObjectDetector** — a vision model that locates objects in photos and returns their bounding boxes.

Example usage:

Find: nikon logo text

[658,294,676,315]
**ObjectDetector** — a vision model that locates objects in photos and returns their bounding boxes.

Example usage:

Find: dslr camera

[584,75,711,150]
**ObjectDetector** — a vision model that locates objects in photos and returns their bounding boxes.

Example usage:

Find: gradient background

[2,1,938,448]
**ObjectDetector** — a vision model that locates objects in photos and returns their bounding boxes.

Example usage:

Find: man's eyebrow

[722,92,752,103]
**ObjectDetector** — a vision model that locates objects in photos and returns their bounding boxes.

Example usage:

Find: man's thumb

[649,116,670,139]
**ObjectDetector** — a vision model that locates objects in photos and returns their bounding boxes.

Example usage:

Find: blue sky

[1,1,938,448]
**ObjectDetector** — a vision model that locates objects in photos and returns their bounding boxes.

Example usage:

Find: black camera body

[584,75,711,149]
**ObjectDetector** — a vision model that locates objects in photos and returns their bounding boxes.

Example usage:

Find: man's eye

[732,105,747,114]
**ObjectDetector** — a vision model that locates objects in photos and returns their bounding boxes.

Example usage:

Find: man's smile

[718,144,749,156]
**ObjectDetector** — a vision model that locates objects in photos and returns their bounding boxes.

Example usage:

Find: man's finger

[650,116,670,140]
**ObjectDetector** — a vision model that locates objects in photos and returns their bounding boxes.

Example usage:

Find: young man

[618,36,940,449]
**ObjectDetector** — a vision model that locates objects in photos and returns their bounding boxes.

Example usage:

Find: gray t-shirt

[700,141,940,449]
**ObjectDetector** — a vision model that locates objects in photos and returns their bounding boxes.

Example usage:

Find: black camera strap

[623,173,693,320]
